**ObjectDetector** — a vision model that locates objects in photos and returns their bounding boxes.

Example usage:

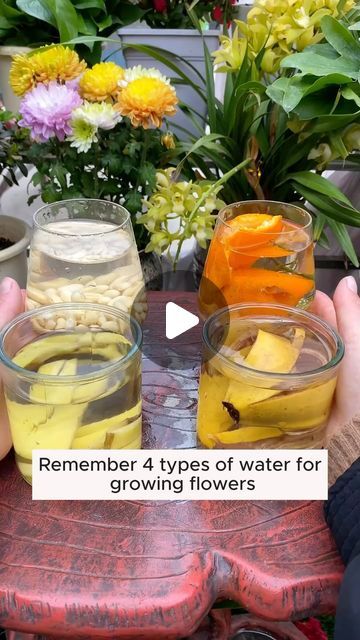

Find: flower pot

[0,215,31,287]
[0,46,31,112]
[114,27,220,138]
[139,249,164,290]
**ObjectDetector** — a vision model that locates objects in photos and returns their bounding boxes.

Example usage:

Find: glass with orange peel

[198,201,315,317]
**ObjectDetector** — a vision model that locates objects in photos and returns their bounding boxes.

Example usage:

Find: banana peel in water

[72,401,142,449]
[13,332,131,369]
[6,398,84,459]
[198,327,322,446]
[212,426,283,445]
[241,377,336,431]
[197,373,233,448]
[9,332,136,457]
[104,416,142,450]
[224,328,305,410]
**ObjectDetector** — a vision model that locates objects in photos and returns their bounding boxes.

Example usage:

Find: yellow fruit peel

[213,425,283,444]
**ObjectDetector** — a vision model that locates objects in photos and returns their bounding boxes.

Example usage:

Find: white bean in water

[26,219,147,328]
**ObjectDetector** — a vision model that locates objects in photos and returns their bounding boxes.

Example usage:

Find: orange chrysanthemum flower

[79,62,125,102]
[116,76,178,129]
[10,45,87,96]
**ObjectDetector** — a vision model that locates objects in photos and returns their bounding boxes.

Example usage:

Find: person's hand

[311,275,360,444]
[0,278,24,460]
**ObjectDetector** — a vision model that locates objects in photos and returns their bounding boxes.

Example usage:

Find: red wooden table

[0,292,343,640]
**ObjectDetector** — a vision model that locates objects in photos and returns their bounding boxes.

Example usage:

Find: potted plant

[1,45,236,274]
[0,214,31,287]
[152,0,360,266]
[115,1,237,137]
[0,0,143,111]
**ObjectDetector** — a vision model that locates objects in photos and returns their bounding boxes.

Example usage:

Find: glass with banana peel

[0,303,142,484]
[197,304,344,450]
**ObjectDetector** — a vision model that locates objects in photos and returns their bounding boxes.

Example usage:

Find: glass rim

[33,199,131,236]
[0,303,142,383]
[218,200,313,236]
[203,302,344,380]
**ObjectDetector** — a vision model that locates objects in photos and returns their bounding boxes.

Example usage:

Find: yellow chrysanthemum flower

[79,62,125,102]
[10,45,87,96]
[116,76,178,129]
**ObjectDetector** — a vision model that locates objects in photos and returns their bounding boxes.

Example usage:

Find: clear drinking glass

[0,303,142,484]
[199,201,315,318]
[27,199,147,325]
[197,303,343,450]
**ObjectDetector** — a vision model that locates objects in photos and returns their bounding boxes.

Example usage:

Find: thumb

[333,276,360,348]
[0,277,24,329]
[0,277,23,461]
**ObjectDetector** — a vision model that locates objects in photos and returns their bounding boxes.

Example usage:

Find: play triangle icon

[166,302,199,340]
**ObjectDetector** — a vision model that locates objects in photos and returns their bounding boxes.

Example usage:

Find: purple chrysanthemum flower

[19,81,82,142]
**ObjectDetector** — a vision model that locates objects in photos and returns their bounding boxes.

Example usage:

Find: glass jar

[197,303,344,449]
[0,303,142,484]
[198,201,314,318]
[27,199,147,325]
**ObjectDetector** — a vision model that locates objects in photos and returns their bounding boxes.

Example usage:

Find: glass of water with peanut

[26,199,147,327]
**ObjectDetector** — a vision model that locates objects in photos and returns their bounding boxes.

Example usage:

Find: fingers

[310,291,337,329]
[0,277,24,329]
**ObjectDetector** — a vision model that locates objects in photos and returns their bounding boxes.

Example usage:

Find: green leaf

[124,191,142,215]
[327,219,359,266]
[267,73,352,113]
[94,14,112,31]
[138,161,156,190]
[16,0,56,27]
[320,15,360,62]
[313,212,326,241]
[42,0,79,41]
[342,86,360,108]
[287,170,352,204]
[281,51,359,79]
[73,0,105,8]
[0,0,22,18]
[291,182,360,227]
[0,15,12,28]
[203,38,217,131]
[349,21,360,30]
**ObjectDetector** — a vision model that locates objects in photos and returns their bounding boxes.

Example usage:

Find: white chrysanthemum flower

[71,101,121,130]
[119,65,170,88]
[68,117,98,154]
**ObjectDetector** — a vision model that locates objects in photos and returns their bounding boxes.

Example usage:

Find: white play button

[166,302,199,340]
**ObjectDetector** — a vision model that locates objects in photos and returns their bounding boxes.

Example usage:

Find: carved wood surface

[0,292,343,639]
